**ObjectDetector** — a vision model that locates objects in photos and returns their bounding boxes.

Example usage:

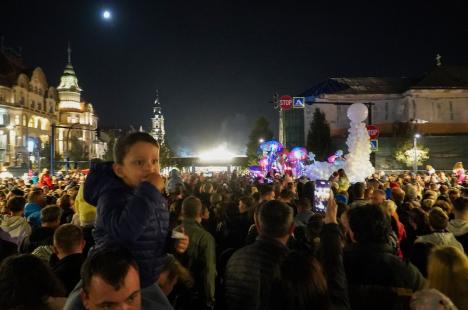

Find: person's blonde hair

[452,162,463,171]
[427,246,468,310]
[382,200,397,217]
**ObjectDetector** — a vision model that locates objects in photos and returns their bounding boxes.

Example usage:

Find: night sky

[2,0,468,155]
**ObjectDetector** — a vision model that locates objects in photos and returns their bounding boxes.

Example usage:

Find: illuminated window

[15,115,20,125]
[23,115,27,126]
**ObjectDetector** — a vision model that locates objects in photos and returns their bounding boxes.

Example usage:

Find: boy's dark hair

[182,196,202,218]
[6,196,26,213]
[40,205,62,223]
[348,204,391,244]
[258,200,293,238]
[113,131,159,164]
[54,224,83,254]
[81,247,139,294]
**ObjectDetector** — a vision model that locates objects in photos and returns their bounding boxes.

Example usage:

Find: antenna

[67,41,72,64]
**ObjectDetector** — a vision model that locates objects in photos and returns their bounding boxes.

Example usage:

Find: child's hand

[145,173,165,192]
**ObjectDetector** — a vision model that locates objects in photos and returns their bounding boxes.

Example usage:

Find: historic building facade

[150,90,165,144]
[0,45,104,169]
[280,62,468,168]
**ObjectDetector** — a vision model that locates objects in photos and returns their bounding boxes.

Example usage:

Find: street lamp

[259,138,264,143]
[413,133,421,174]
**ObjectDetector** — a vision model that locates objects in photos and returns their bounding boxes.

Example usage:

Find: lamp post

[413,133,421,174]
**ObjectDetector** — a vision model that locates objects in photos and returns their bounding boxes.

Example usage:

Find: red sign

[279,95,293,110]
[367,125,380,139]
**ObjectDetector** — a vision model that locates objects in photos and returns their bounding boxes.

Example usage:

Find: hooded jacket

[448,219,468,236]
[414,231,464,252]
[84,161,169,288]
[411,231,465,276]
[448,219,468,252]
[0,215,32,246]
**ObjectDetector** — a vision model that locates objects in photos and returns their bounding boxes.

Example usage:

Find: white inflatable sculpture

[304,103,375,182]
[343,103,375,183]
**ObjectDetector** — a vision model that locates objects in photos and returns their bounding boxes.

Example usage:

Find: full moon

[102,10,111,19]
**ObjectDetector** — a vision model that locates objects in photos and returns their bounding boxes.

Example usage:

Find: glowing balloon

[288,147,307,161]
[259,140,283,153]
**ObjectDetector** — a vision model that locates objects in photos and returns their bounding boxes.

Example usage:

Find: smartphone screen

[314,180,331,213]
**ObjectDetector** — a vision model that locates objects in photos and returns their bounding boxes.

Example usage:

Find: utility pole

[50,123,55,176]
[364,102,376,167]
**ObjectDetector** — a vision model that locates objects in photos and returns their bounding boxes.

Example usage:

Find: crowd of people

[0,131,467,310]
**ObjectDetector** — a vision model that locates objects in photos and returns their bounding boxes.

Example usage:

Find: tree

[306,108,331,161]
[159,142,175,169]
[394,140,430,167]
[102,134,116,161]
[246,116,273,165]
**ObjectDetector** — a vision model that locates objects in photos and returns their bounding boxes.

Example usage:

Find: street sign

[293,97,305,108]
[370,139,378,152]
[279,95,293,110]
[367,125,380,140]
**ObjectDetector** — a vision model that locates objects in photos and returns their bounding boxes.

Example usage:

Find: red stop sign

[367,125,380,139]
[279,95,293,110]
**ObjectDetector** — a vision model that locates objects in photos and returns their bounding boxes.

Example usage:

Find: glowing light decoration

[199,145,234,162]
[258,140,283,173]
[289,147,307,161]
[288,147,308,177]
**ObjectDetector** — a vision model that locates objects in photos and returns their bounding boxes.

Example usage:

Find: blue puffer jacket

[84,162,169,288]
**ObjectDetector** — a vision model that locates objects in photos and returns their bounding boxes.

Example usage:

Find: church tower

[57,43,82,111]
[55,43,99,158]
[150,90,165,144]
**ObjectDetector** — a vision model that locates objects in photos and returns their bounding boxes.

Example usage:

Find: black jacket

[52,253,85,295]
[20,226,55,253]
[344,243,425,309]
[224,236,288,310]
[319,223,350,310]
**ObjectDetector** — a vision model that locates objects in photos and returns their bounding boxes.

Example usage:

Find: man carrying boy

[84,132,186,288]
